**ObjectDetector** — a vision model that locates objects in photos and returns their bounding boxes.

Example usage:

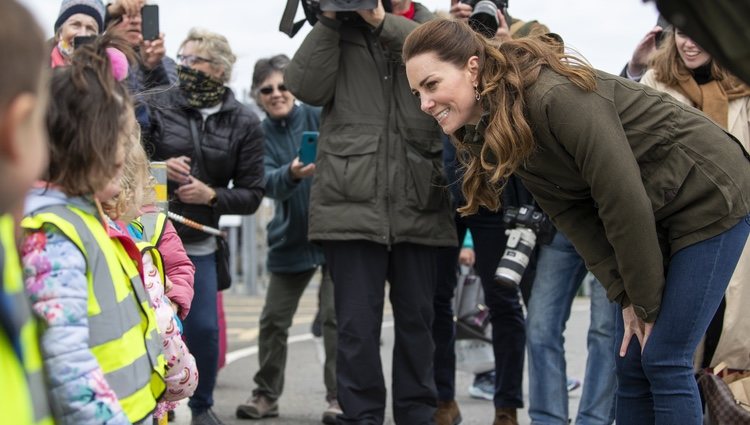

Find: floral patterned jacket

[22,189,129,425]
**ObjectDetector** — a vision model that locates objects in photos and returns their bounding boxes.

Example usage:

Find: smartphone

[298,131,319,165]
[73,35,96,50]
[141,4,160,41]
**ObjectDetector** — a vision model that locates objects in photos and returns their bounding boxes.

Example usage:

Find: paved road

[171,283,595,425]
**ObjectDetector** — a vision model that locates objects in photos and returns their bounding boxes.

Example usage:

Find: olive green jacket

[285,4,456,247]
[503,68,750,322]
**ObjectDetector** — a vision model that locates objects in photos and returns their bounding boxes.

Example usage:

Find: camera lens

[495,228,536,287]
[469,0,500,38]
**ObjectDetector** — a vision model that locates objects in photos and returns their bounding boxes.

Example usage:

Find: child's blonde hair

[104,122,156,222]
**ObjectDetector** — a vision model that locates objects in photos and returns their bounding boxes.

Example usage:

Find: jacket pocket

[317,133,378,203]
[639,143,696,213]
[404,139,448,211]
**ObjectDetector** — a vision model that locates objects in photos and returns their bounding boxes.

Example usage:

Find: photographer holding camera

[285,1,457,423]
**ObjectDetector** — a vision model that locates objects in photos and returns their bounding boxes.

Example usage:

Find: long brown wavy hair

[403,19,596,215]
[46,33,135,196]
[649,27,747,91]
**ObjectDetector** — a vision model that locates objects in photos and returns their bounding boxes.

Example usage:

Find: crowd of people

[1,0,748,425]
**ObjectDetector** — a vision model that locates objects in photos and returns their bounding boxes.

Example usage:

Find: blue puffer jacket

[263,103,325,273]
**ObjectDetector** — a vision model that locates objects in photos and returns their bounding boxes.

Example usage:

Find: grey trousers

[253,267,337,401]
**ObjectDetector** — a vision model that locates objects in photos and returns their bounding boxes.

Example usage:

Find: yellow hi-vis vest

[22,205,166,423]
[132,211,168,248]
[0,214,53,425]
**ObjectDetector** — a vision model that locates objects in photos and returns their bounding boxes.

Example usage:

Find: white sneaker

[322,400,342,424]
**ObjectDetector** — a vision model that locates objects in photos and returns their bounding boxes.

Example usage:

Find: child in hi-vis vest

[103,124,199,420]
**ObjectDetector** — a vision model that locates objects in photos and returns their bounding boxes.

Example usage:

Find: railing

[218,199,273,295]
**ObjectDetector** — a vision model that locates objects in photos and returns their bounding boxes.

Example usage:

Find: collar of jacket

[461,112,498,165]
[267,103,300,128]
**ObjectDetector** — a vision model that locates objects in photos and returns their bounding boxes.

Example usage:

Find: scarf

[177,65,226,109]
[396,2,415,20]
[50,40,73,68]
[676,65,750,129]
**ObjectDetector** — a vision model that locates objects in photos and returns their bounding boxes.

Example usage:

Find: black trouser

[323,240,439,425]
[433,212,528,408]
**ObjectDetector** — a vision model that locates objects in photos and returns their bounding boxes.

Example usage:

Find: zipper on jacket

[367,29,393,249]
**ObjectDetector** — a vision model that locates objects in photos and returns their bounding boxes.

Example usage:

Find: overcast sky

[21,0,659,101]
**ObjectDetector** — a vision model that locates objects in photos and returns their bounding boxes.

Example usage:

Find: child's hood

[24,185,95,216]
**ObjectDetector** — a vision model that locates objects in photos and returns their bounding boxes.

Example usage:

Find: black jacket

[144,87,265,242]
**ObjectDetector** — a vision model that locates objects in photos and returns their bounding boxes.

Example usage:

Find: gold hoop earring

[474,85,481,101]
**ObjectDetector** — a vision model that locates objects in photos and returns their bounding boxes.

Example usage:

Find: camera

[494,204,550,288]
[461,0,508,39]
[305,0,391,25]
[281,0,394,37]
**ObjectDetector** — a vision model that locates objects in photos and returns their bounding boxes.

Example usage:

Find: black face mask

[177,65,226,108]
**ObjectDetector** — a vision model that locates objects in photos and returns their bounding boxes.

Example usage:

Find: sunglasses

[176,54,214,66]
[259,84,288,95]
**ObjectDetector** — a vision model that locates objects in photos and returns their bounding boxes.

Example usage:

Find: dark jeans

[615,215,750,425]
[323,240,438,425]
[183,253,219,414]
[433,215,527,408]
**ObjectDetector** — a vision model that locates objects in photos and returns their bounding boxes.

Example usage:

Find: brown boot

[493,407,518,425]
[434,400,462,425]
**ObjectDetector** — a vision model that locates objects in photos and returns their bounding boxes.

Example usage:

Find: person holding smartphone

[50,0,106,67]
[233,54,340,424]
[105,0,177,134]
[144,28,265,425]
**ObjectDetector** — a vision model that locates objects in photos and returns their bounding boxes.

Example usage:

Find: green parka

[510,68,750,322]
[285,4,456,247]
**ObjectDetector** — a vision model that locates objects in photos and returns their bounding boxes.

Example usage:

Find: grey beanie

[54,0,105,34]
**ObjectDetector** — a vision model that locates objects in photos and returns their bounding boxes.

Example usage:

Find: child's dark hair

[0,0,47,109]
[46,33,135,196]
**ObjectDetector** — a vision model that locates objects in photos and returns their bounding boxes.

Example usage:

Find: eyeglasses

[259,84,288,95]
[176,54,214,66]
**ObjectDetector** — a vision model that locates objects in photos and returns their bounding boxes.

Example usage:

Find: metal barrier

[218,200,272,295]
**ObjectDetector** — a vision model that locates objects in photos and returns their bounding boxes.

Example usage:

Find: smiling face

[257,71,295,120]
[675,29,711,70]
[406,52,483,135]
[57,13,99,47]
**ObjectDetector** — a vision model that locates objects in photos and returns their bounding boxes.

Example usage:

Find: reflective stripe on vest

[1,215,54,425]
[21,206,166,423]
[136,212,167,248]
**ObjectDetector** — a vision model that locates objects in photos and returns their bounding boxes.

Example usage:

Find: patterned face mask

[177,65,226,109]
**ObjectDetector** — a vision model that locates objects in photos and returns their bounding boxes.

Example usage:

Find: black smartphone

[73,35,96,50]
[298,131,319,165]
[141,4,160,41]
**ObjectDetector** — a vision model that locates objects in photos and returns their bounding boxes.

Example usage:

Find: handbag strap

[188,118,210,182]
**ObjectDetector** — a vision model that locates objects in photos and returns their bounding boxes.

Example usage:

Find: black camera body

[502,204,548,235]
[461,0,509,39]
[495,204,553,288]
[303,0,391,25]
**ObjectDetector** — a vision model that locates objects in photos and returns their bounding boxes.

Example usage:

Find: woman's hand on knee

[620,305,646,356]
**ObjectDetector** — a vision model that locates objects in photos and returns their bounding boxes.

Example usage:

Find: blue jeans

[183,253,219,414]
[615,215,750,425]
[527,232,617,425]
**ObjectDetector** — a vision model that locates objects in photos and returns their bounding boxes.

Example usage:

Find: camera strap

[279,0,308,38]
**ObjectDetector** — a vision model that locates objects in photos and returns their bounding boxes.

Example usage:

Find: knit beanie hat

[54,0,105,34]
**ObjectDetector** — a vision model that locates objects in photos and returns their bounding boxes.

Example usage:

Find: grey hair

[179,27,236,83]
[251,54,290,102]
